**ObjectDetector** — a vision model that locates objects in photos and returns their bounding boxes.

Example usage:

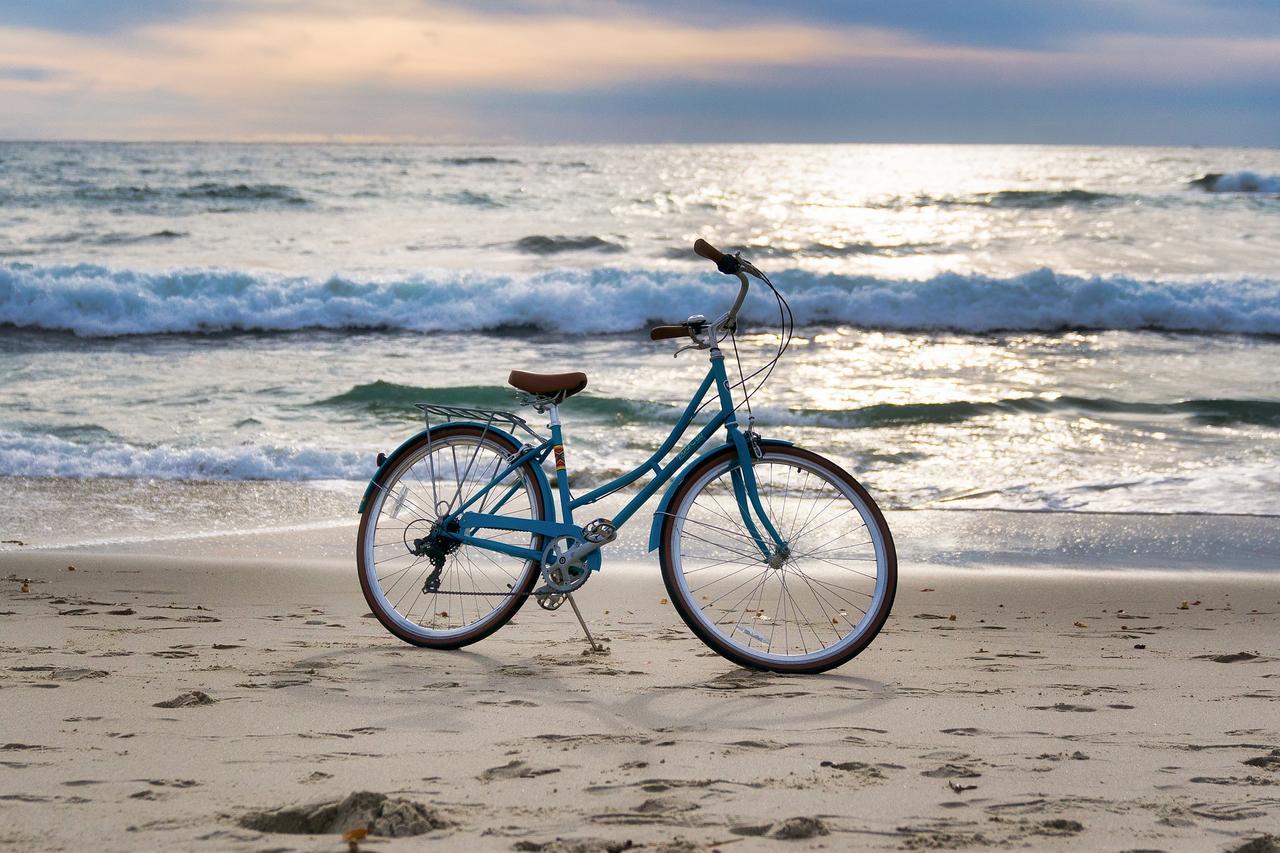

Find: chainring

[539,534,592,594]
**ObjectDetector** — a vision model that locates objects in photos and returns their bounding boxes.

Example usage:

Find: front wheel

[658,444,896,674]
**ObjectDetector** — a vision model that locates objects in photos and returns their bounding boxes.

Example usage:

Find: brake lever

[673,320,712,358]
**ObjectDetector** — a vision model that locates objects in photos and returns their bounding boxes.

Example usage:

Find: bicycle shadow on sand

[392,640,895,732]
[614,667,894,732]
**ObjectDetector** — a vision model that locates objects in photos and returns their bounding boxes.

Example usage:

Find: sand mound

[154,691,216,708]
[239,791,449,837]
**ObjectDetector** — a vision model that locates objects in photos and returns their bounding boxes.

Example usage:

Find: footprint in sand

[1244,751,1280,772]
[591,796,700,825]
[1196,651,1271,663]
[820,760,886,781]
[1188,800,1274,821]
[1224,836,1280,853]
[141,779,200,788]
[922,764,981,779]
[479,760,560,781]
[731,817,830,839]
[47,668,108,682]
[1192,775,1277,787]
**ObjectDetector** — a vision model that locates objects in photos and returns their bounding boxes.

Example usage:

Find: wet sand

[1,519,1279,851]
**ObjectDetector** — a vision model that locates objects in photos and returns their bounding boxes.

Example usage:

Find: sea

[1,142,1278,548]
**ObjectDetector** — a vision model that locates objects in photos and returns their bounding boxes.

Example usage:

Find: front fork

[708,348,788,562]
[727,425,789,562]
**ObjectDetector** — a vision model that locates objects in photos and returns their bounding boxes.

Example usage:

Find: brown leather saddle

[507,370,587,403]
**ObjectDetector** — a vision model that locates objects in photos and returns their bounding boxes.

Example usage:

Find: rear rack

[415,403,546,442]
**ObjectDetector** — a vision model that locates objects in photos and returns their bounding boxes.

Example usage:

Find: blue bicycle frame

[446,350,789,568]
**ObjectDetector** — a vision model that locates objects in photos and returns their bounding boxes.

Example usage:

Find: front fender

[646,437,793,551]
[357,421,554,523]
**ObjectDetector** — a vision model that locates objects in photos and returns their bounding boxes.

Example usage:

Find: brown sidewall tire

[357,424,545,649]
[658,445,897,674]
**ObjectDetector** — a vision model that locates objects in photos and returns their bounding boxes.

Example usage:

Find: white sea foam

[0,431,368,481]
[935,461,1280,516]
[3,263,1280,337]
[6,429,1278,518]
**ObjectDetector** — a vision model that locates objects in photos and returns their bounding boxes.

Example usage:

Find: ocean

[1,141,1278,547]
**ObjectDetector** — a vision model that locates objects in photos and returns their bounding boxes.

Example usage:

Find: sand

[1,515,1279,852]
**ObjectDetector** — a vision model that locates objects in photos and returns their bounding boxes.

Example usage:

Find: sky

[0,0,1277,144]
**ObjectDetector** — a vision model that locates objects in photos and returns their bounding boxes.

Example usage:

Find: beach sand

[1,512,1278,852]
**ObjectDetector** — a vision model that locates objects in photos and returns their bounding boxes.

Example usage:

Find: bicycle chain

[430,586,569,611]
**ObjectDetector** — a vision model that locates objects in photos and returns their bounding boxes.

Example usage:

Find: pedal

[581,518,617,544]
[534,586,566,610]
[556,519,615,574]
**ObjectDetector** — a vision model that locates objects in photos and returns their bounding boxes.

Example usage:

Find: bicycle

[356,239,897,673]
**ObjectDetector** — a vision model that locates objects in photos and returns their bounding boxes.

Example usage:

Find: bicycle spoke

[667,449,891,667]
[361,432,542,640]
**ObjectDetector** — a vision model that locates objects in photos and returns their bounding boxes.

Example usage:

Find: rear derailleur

[411,517,460,594]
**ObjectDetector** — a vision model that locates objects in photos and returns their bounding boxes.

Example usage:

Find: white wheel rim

[669,451,890,666]
[360,433,540,641]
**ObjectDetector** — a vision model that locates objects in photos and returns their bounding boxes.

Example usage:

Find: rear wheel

[357,424,547,648]
[659,444,896,673]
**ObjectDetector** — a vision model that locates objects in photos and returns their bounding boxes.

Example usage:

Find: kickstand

[566,593,606,653]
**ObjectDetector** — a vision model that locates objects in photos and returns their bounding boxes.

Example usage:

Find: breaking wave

[0,430,367,481]
[1189,171,1280,193]
[3,262,1279,337]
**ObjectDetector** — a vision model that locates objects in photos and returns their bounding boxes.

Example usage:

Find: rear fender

[357,422,554,522]
[646,437,793,551]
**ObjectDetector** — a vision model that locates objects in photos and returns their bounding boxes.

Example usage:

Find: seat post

[546,402,572,523]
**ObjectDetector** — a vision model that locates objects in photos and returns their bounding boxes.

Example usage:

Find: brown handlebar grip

[693,239,724,263]
[649,325,689,341]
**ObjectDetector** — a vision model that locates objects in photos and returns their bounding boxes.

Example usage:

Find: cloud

[0,0,1276,141]
[0,65,55,81]
[0,5,1008,99]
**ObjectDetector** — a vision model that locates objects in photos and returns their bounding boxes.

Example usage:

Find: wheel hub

[767,543,791,570]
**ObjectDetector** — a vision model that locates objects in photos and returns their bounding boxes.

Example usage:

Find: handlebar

[649,239,753,351]
[693,238,723,263]
[649,325,689,341]
[693,238,741,275]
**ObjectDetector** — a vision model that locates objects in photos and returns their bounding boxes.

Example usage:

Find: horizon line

[0,137,1275,151]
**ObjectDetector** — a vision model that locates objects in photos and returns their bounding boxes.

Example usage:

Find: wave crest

[0,430,366,481]
[3,262,1279,337]
[1189,171,1280,193]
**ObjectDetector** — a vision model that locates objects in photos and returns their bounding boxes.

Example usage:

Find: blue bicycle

[357,239,897,673]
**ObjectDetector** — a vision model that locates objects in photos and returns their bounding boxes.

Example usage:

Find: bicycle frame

[446,350,788,566]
